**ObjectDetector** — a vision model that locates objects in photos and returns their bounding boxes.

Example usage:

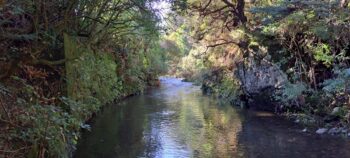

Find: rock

[316,128,328,134]
[236,55,288,110]
[331,107,341,116]
[302,128,307,132]
[328,127,341,135]
[295,119,300,123]
[341,128,348,134]
[236,56,288,95]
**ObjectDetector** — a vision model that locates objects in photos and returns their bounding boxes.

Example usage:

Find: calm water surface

[75,77,350,158]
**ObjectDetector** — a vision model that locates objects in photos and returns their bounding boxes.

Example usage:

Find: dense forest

[169,0,350,125]
[1,0,350,157]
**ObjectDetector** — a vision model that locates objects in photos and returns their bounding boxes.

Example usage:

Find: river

[74,77,350,158]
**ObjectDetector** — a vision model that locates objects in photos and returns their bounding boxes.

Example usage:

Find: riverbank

[0,78,159,158]
[195,67,350,138]
[0,34,163,158]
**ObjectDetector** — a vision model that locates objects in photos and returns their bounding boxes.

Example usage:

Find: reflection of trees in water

[141,118,162,158]
[77,80,248,158]
[174,88,244,158]
[75,96,152,158]
[113,96,150,158]
[76,79,350,158]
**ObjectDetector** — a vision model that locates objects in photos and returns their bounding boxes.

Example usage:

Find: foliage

[216,74,241,104]
[65,34,123,102]
[168,0,350,126]
[274,82,307,108]
[0,0,169,157]
[323,68,350,94]
[2,0,350,156]
[311,43,334,67]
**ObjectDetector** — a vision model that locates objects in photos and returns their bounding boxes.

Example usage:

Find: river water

[74,77,350,158]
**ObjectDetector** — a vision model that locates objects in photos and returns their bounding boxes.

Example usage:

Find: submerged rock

[316,128,328,134]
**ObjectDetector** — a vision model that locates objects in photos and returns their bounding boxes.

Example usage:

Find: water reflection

[75,77,350,158]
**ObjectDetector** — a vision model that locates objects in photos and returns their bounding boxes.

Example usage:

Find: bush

[274,82,307,109]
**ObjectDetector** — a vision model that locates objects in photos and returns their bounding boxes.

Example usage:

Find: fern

[322,68,350,94]
[275,82,306,107]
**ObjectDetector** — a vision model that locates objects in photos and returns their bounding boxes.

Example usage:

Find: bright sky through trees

[152,1,172,28]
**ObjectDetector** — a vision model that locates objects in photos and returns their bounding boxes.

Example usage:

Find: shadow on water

[74,77,350,158]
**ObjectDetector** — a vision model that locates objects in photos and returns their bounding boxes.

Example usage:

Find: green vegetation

[0,0,168,157]
[2,0,350,157]
[164,0,350,131]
